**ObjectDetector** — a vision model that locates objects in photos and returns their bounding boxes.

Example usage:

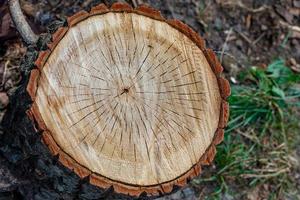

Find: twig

[1,61,9,88]
[165,1,175,18]
[236,129,260,144]
[241,167,289,178]
[131,0,144,7]
[8,0,38,45]
[253,32,266,45]
[279,20,300,33]
[214,51,241,65]
[220,28,233,63]
[222,1,270,13]
[131,0,138,7]
[235,30,253,45]
[238,4,269,13]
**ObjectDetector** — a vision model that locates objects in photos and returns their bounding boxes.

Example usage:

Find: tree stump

[2,3,230,198]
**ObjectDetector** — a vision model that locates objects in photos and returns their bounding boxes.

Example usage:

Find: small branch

[235,30,253,45]
[131,0,138,7]
[241,167,290,178]
[221,1,270,13]
[279,20,300,33]
[220,28,233,63]
[253,32,266,45]
[8,0,38,45]
[131,0,144,7]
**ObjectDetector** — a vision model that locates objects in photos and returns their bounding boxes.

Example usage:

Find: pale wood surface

[34,12,221,186]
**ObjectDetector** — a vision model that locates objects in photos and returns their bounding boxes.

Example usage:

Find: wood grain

[28,3,229,197]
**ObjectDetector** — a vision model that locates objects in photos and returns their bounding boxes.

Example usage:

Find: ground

[0,0,300,199]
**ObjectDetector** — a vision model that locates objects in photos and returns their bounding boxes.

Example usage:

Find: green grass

[192,59,300,199]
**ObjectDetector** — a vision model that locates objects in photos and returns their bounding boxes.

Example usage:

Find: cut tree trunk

[1,2,230,199]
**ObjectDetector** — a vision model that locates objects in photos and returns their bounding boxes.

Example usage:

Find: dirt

[0,0,299,199]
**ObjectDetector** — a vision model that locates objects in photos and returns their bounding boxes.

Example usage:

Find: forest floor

[1,0,300,199]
